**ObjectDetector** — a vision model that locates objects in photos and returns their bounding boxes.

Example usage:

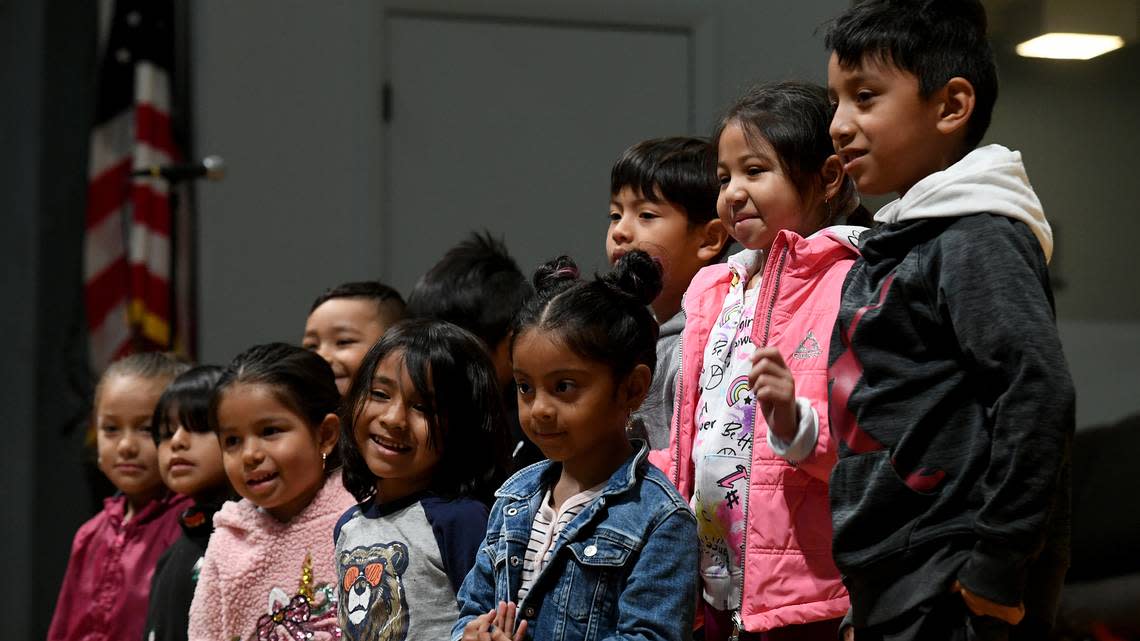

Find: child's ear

[936,77,976,137]
[317,413,340,455]
[821,154,845,203]
[695,218,731,262]
[620,364,653,413]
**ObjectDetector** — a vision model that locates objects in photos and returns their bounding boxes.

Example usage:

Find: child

[405,231,541,468]
[656,81,866,640]
[144,365,230,641]
[607,137,730,448]
[334,319,510,640]
[825,1,1075,639]
[188,343,355,641]
[303,280,406,396]
[48,352,192,641]
[453,251,699,641]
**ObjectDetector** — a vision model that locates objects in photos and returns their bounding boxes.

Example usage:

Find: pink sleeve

[46,517,100,641]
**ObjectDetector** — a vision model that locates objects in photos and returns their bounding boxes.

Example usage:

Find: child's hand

[750,347,797,443]
[461,602,528,641]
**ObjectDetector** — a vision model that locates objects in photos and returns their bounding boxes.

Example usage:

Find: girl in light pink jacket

[652,82,868,640]
[188,344,355,641]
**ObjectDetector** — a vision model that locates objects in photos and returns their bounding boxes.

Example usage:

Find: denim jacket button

[584,544,598,557]
[510,555,520,566]
[524,606,536,618]
[506,507,518,516]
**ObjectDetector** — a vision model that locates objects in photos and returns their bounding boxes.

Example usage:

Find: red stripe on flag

[128,263,171,318]
[85,159,132,228]
[136,104,179,159]
[85,257,130,331]
[129,183,173,235]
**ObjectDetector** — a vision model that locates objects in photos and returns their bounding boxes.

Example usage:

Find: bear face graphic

[337,541,410,641]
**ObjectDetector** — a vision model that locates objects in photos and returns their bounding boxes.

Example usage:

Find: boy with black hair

[607,137,729,448]
[302,281,405,396]
[824,0,1074,639]
[405,231,541,468]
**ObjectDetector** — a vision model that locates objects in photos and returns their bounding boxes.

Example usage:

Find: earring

[321,451,327,469]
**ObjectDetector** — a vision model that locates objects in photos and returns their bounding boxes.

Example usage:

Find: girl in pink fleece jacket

[654,82,869,640]
[188,343,355,641]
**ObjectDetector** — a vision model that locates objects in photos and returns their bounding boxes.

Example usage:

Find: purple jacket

[48,492,191,641]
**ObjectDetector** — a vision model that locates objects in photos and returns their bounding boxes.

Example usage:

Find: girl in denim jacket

[453,251,699,641]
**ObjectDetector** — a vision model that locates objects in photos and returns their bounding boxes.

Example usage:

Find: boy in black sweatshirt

[823,1,1075,639]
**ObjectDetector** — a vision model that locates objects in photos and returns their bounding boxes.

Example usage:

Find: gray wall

[191,0,851,366]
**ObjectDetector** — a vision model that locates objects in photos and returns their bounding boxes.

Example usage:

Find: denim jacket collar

[495,438,650,502]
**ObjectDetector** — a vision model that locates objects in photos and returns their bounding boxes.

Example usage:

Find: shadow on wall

[1056,412,1140,640]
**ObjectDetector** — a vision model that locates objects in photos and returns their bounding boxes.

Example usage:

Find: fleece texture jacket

[188,473,356,641]
[828,144,1075,632]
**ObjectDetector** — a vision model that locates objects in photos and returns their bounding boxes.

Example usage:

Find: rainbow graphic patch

[719,302,743,327]
[727,375,750,406]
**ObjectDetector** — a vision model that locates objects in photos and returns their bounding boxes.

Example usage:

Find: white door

[384,14,693,291]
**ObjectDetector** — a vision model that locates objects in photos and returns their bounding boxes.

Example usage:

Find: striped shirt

[517,483,605,600]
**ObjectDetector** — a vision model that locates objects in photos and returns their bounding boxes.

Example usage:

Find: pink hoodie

[653,227,860,632]
[48,492,191,641]
[188,472,355,641]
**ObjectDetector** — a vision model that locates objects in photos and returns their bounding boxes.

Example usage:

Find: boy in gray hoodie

[824,1,1075,639]
[606,137,730,448]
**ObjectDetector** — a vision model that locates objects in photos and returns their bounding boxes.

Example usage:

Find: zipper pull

[729,610,743,641]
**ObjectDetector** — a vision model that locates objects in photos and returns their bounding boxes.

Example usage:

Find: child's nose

[170,426,190,450]
[241,440,264,466]
[117,431,140,457]
[611,215,633,244]
[830,107,854,146]
[531,393,555,422]
[725,183,747,208]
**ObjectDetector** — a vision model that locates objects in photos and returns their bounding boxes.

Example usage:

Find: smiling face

[215,383,337,521]
[157,408,228,499]
[353,350,441,502]
[512,330,640,478]
[606,186,715,316]
[827,52,946,197]
[303,298,389,396]
[716,122,814,252]
[95,374,168,506]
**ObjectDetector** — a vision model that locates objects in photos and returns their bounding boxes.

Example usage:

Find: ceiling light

[1016,33,1126,60]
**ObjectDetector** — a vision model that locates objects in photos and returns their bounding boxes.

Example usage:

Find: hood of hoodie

[212,470,354,539]
[874,144,1053,262]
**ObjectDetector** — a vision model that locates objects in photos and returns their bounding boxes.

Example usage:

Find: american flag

[84,0,185,370]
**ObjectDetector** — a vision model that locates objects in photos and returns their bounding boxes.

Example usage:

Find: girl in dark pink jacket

[653,82,868,640]
[49,353,191,641]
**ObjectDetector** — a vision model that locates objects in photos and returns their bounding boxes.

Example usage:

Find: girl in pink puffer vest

[652,81,868,640]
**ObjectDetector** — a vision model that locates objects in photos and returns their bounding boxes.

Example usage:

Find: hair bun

[605,250,663,307]
[533,255,580,295]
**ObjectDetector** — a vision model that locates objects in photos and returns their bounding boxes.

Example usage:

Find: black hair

[340,319,510,504]
[711,81,869,228]
[611,137,719,226]
[405,231,531,350]
[511,250,661,385]
[94,351,191,410]
[210,343,342,474]
[151,365,225,444]
[825,0,998,152]
[309,280,406,325]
